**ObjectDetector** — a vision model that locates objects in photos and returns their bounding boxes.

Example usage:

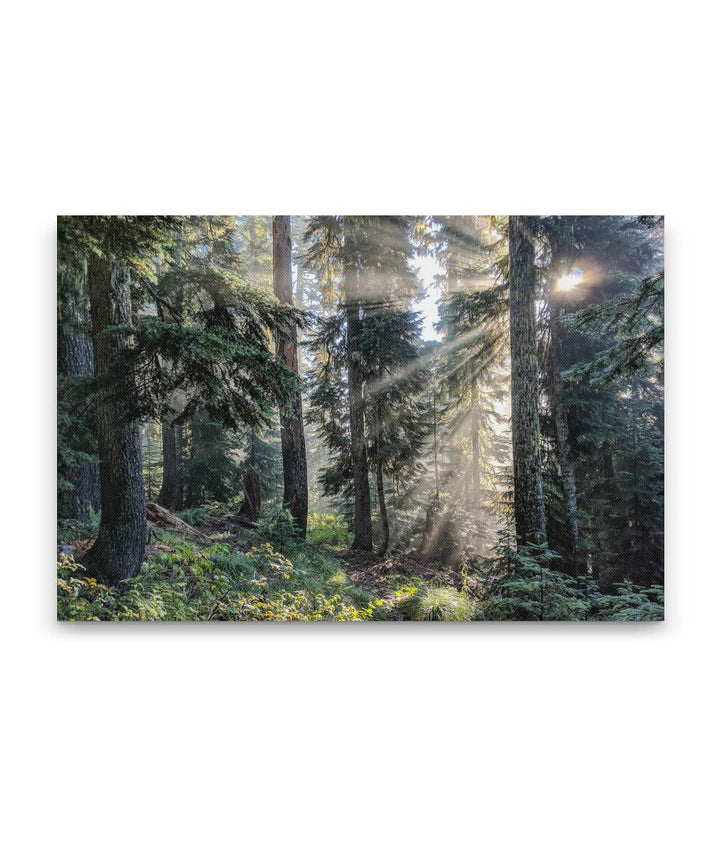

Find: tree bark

[470,381,480,504]
[155,286,184,512]
[83,254,147,585]
[376,463,389,556]
[272,216,309,537]
[57,262,101,521]
[375,396,390,556]
[344,229,373,551]
[295,258,304,374]
[508,216,547,545]
[156,421,183,510]
[549,299,579,556]
[238,465,261,522]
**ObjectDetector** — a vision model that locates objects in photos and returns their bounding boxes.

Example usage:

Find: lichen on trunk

[508,216,547,545]
[84,254,147,585]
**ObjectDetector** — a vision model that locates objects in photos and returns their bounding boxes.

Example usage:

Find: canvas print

[57,216,664,621]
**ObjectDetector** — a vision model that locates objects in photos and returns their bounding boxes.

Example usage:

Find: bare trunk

[155,285,184,512]
[375,397,390,556]
[470,382,480,504]
[376,465,389,556]
[549,300,579,556]
[273,216,309,537]
[239,466,261,522]
[345,245,373,551]
[83,254,146,585]
[508,216,547,545]
[295,259,304,375]
[156,421,183,510]
[57,262,100,521]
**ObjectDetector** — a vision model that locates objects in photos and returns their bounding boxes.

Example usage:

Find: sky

[413,251,444,341]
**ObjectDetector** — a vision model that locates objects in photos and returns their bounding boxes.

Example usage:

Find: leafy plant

[306,513,353,548]
[57,533,384,622]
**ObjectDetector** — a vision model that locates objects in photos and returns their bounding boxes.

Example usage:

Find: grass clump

[399,584,475,621]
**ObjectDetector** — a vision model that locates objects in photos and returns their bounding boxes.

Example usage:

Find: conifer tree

[57,257,100,521]
[273,216,308,537]
[361,307,428,554]
[155,269,184,511]
[305,216,422,552]
[344,220,373,549]
[508,215,547,545]
[536,215,663,585]
[543,219,581,558]
[304,216,372,549]
[58,215,302,584]
[84,251,148,584]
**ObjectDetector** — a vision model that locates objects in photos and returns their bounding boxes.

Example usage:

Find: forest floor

[57,507,663,621]
[188,512,465,595]
[327,548,472,599]
[58,505,477,621]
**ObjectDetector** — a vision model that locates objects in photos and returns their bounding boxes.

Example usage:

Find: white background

[1,2,717,854]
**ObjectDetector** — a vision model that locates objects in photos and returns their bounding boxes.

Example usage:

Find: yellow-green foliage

[57,540,385,622]
[57,554,119,621]
[399,584,475,621]
[306,513,353,548]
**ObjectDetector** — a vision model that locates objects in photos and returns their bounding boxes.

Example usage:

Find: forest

[57,214,664,621]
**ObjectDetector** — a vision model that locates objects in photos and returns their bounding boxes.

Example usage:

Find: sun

[557,267,583,292]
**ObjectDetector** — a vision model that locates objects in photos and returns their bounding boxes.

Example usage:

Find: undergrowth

[57,533,386,621]
[306,513,353,549]
[57,514,663,622]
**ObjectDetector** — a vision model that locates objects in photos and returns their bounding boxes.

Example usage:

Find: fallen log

[146,502,210,543]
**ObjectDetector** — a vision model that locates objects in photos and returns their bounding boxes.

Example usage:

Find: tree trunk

[83,254,147,585]
[375,395,390,556]
[376,464,389,556]
[156,421,183,510]
[57,262,101,521]
[344,236,373,551]
[295,258,304,374]
[272,216,309,537]
[549,299,579,556]
[470,381,480,504]
[155,283,184,512]
[508,216,547,545]
[239,466,261,522]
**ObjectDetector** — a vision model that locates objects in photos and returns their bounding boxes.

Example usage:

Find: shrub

[177,506,211,526]
[57,553,119,620]
[257,506,299,550]
[480,535,588,621]
[593,580,664,621]
[306,513,353,548]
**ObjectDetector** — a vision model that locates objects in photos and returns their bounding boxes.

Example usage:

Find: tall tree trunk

[272,216,309,537]
[344,236,373,551]
[549,299,579,556]
[508,216,547,545]
[375,397,390,556]
[84,254,146,585]
[376,464,389,556]
[295,258,304,374]
[470,381,480,504]
[156,421,183,510]
[155,280,184,511]
[57,262,101,521]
